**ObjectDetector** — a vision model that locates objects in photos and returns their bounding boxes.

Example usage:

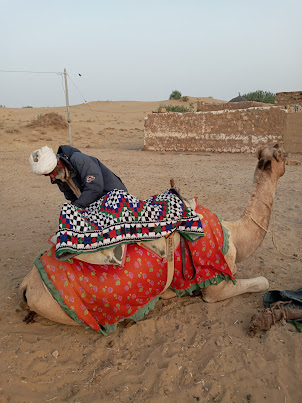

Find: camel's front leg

[202,276,269,303]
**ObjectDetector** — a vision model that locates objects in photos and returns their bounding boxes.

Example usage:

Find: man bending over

[29,145,127,208]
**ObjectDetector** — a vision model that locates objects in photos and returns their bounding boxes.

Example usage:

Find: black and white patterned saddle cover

[55,189,204,258]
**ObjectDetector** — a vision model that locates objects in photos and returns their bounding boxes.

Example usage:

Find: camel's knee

[202,282,226,303]
[160,289,177,300]
[247,276,269,292]
[202,276,270,303]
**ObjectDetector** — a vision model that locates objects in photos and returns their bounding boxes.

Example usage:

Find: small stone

[52,350,59,358]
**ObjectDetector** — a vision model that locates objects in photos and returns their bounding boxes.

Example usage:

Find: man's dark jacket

[52,145,127,208]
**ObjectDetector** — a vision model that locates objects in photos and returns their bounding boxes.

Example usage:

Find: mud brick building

[144,101,302,154]
[275,91,302,107]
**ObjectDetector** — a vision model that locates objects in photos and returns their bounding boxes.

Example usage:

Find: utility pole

[63,68,73,145]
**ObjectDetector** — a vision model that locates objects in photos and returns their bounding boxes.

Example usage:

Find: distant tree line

[242,90,275,104]
[169,89,275,104]
[169,90,189,102]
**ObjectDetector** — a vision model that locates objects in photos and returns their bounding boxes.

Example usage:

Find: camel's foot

[160,289,177,300]
[202,276,269,303]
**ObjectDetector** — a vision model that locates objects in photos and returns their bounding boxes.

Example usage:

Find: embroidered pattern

[36,204,234,333]
[55,189,204,258]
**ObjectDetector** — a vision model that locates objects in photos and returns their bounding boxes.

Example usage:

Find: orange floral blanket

[35,205,234,334]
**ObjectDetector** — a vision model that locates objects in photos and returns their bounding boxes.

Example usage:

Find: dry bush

[27,113,68,130]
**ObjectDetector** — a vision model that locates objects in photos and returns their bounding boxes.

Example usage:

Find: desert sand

[0,97,301,403]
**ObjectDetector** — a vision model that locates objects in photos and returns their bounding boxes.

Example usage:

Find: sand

[0,97,301,403]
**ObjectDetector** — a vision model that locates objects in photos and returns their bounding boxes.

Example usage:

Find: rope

[247,213,268,232]
[247,201,301,261]
[271,203,302,261]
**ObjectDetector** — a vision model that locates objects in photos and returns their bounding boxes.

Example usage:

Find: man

[29,145,127,208]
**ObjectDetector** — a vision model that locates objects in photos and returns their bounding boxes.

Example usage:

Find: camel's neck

[244,168,278,227]
[225,168,279,262]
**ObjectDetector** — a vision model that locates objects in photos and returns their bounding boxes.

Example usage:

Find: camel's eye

[264,160,272,170]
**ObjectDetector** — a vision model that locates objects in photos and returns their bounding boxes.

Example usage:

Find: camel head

[257,143,286,179]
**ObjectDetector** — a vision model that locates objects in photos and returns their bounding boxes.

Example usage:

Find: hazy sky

[1,0,301,108]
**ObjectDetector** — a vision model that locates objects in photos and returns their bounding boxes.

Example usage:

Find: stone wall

[144,106,301,153]
[284,113,302,153]
[275,91,302,106]
[196,101,266,112]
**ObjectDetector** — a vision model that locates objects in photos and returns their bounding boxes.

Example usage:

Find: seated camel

[20,144,286,334]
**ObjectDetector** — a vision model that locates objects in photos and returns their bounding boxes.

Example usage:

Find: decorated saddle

[35,201,234,335]
[55,189,205,260]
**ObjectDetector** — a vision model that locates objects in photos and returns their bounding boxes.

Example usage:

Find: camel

[19,144,286,330]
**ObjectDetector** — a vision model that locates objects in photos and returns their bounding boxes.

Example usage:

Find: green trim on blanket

[215,212,230,255]
[170,273,236,297]
[35,254,161,336]
[180,232,205,242]
[56,231,204,258]
[55,240,130,257]
[35,254,108,336]
[100,296,161,335]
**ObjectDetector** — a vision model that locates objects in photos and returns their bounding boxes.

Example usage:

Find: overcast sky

[1,0,301,108]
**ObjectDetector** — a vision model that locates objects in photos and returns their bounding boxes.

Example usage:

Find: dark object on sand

[249,287,302,335]
[248,301,302,336]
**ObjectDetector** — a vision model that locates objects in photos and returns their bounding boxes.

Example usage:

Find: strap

[180,235,196,281]
[162,234,175,293]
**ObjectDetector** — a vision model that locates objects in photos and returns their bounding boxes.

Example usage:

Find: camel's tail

[19,276,29,310]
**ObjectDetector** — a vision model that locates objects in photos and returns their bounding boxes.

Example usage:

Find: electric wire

[67,73,87,103]
[0,69,62,74]
[0,69,154,114]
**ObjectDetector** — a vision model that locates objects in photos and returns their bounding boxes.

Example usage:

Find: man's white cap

[29,146,57,175]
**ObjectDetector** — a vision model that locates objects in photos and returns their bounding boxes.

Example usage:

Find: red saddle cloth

[35,205,234,333]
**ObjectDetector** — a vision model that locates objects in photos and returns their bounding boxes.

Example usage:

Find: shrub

[23,106,33,108]
[169,90,182,100]
[157,104,194,113]
[181,96,189,102]
[242,90,275,104]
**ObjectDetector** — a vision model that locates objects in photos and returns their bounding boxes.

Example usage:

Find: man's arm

[69,153,105,208]
[56,180,77,202]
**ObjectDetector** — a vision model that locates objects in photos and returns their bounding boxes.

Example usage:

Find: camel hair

[19,143,286,327]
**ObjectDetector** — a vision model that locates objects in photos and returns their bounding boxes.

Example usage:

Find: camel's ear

[257,146,264,160]
[273,149,282,161]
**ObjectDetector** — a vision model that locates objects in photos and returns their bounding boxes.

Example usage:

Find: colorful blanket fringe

[55,189,204,258]
[35,204,234,334]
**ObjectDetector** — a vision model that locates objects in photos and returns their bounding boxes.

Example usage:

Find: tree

[242,90,275,104]
[169,90,182,100]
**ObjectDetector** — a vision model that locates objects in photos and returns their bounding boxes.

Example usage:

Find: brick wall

[284,113,302,153]
[275,91,302,106]
[196,101,267,112]
[144,106,297,153]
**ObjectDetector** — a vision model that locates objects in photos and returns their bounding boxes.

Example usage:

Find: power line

[0,69,153,114]
[0,69,62,74]
[67,73,87,103]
